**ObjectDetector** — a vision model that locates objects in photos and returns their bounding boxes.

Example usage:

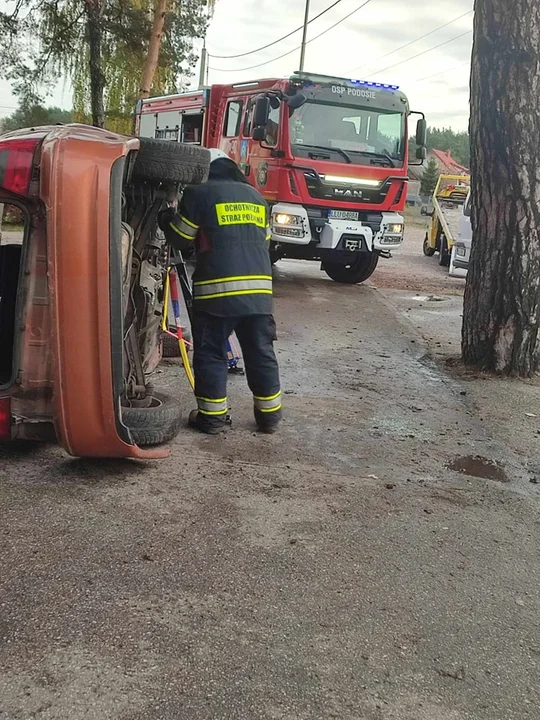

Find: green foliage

[409,126,470,168]
[0,0,209,132]
[427,127,470,167]
[0,105,72,133]
[420,156,440,196]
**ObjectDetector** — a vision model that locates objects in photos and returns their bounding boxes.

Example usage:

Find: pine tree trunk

[462,0,540,376]
[85,0,105,128]
[139,0,168,101]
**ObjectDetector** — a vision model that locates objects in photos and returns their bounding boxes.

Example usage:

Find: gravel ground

[1,223,539,720]
[375,218,540,476]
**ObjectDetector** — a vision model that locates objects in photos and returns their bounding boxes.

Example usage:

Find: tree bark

[85,0,105,128]
[139,0,168,101]
[462,0,540,376]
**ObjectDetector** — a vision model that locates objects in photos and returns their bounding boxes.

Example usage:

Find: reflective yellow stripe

[199,407,229,416]
[194,278,272,298]
[194,289,272,300]
[254,391,281,401]
[194,275,272,287]
[179,213,198,229]
[254,391,282,411]
[215,202,266,228]
[197,396,228,414]
[258,404,282,413]
[169,222,194,241]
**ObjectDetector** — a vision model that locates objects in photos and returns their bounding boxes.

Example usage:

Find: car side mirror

[416,146,427,160]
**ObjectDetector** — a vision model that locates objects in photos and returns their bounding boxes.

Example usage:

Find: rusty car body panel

[0,125,173,458]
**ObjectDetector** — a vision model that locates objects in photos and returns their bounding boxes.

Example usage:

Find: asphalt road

[1,236,539,720]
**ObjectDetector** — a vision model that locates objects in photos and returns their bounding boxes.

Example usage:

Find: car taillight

[0,138,40,196]
[0,398,11,441]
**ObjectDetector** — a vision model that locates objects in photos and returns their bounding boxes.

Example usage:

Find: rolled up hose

[163,268,195,390]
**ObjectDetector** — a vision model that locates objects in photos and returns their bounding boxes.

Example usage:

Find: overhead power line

[210,0,376,74]
[370,29,472,78]
[348,9,473,75]
[415,60,470,84]
[208,0,345,59]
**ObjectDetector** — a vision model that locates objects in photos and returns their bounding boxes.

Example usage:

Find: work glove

[158,206,178,233]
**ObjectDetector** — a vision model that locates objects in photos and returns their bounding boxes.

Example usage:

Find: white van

[449,190,471,277]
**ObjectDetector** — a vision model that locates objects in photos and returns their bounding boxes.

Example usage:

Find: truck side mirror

[287,93,306,111]
[416,118,427,147]
[416,146,427,160]
[253,96,270,131]
[252,126,266,142]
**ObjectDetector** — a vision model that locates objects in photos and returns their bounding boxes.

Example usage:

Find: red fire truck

[135,71,427,284]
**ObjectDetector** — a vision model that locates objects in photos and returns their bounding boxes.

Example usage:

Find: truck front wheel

[423,233,436,257]
[322,252,379,284]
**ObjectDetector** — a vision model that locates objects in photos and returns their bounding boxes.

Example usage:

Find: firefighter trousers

[192,311,282,430]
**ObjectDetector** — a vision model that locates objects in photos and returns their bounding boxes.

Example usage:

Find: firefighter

[159,149,281,435]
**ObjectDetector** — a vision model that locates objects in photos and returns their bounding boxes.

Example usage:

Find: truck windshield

[289,101,404,167]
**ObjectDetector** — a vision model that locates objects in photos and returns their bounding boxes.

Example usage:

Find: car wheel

[121,391,182,446]
[322,252,379,284]
[423,234,436,257]
[132,139,210,185]
[161,329,192,359]
[269,248,281,266]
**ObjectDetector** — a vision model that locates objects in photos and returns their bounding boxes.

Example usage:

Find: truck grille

[304,171,391,205]
[305,207,383,235]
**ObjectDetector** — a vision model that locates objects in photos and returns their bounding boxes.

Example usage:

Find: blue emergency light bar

[292,72,399,91]
[349,79,400,90]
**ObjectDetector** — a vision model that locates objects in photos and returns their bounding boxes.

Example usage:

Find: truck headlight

[387,223,404,234]
[273,212,302,226]
[456,245,466,257]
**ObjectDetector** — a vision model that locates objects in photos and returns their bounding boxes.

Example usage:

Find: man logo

[333,188,363,198]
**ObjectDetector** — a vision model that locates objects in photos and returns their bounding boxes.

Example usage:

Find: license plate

[329,210,359,221]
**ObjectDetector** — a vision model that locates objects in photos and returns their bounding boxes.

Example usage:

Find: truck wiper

[299,143,352,164]
[349,149,396,168]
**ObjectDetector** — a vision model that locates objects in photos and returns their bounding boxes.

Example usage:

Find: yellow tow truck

[422,174,471,267]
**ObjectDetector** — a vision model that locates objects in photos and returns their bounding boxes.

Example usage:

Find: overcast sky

[0,0,473,130]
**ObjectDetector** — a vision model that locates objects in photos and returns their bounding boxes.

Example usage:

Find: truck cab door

[242,99,281,203]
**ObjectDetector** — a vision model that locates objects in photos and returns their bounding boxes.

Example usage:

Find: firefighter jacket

[164,178,273,317]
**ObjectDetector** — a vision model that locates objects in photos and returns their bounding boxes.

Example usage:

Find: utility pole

[299,0,310,73]
[198,43,208,88]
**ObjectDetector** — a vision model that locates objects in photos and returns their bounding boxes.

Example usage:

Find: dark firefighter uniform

[160,156,282,434]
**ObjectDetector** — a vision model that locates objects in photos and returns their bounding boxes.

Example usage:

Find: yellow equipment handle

[162,268,195,390]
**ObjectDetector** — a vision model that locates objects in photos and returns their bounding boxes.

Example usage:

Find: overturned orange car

[0,125,209,458]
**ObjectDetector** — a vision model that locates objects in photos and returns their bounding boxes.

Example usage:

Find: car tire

[269,249,281,266]
[423,234,436,257]
[322,252,379,284]
[121,391,182,446]
[439,235,451,267]
[132,139,210,185]
[161,329,192,359]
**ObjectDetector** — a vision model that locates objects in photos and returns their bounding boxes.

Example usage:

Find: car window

[243,99,255,137]
[264,104,280,147]
[224,101,243,138]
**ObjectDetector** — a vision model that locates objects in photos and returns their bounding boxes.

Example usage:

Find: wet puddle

[447,455,508,483]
